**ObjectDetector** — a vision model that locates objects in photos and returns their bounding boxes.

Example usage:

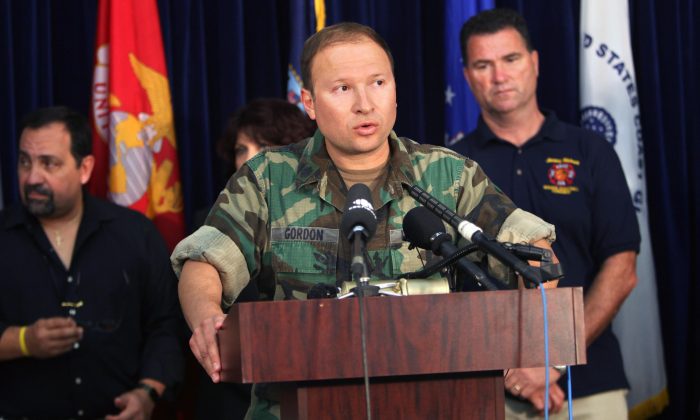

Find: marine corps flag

[89,0,185,251]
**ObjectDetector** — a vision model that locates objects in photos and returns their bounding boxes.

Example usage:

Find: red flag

[89,0,185,251]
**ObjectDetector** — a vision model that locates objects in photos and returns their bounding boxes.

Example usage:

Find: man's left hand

[105,388,154,420]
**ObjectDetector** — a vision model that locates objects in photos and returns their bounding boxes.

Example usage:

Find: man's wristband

[137,383,160,403]
[553,365,567,375]
[18,326,31,357]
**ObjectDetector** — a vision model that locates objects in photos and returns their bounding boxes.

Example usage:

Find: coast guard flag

[580,1,668,417]
[444,0,493,146]
[287,0,325,110]
[89,0,185,251]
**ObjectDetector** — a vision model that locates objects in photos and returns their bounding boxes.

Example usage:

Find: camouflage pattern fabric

[171,130,555,307]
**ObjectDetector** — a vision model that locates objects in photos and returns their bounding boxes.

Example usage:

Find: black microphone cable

[400,243,479,280]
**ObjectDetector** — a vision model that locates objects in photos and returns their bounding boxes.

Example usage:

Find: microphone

[405,184,541,286]
[340,183,377,241]
[340,184,377,281]
[403,206,500,291]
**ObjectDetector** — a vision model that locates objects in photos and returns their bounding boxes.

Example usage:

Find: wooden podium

[218,287,585,419]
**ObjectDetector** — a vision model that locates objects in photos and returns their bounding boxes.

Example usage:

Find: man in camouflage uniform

[172,22,557,419]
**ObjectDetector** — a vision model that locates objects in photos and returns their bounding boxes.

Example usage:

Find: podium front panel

[280,372,505,420]
[219,288,585,384]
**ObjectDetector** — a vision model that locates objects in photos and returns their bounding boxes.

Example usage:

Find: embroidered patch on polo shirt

[543,157,580,195]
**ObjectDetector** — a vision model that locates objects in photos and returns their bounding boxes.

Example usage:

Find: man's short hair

[460,8,533,65]
[19,106,92,165]
[301,22,394,94]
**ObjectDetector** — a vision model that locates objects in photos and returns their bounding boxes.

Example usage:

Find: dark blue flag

[444,0,493,146]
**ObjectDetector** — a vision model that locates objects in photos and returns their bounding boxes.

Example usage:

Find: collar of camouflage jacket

[294,130,416,211]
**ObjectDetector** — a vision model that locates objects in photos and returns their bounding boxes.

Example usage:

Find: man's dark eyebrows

[470,58,492,67]
[503,52,522,60]
[38,155,59,162]
[19,151,60,162]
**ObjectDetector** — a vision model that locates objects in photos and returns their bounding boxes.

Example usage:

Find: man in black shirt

[0,106,183,419]
[453,8,640,419]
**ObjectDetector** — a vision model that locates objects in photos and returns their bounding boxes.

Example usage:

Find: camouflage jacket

[172,131,555,307]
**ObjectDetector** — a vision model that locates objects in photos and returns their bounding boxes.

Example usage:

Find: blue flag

[287,0,325,111]
[444,0,493,146]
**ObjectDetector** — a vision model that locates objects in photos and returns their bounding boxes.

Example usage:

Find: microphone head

[403,206,451,252]
[340,183,377,240]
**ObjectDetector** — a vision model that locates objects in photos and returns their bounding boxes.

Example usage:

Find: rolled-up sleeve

[171,225,251,309]
[497,208,556,244]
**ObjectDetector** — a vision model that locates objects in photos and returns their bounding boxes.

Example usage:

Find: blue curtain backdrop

[0,0,697,418]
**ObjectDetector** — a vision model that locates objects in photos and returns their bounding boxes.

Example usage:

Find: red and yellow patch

[543,157,580,195]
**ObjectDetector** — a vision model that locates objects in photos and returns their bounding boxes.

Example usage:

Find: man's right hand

[505,366,566,413]
[189,314,227,383]
[530,383,566,415]
[178,259,228,383]
[25,317,83,358]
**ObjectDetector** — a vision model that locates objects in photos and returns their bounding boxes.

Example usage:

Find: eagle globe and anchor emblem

[92,44,182,218]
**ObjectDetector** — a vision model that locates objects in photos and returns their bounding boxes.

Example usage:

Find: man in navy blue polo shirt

[452,9,640,419]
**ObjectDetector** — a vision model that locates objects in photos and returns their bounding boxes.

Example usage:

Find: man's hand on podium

[178,260,228,383]
[189,314,227,383]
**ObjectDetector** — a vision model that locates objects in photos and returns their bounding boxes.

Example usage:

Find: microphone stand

[400,242,559,290]
[349,226,380,297]
[406,184,543,287]
[348,225,377,420]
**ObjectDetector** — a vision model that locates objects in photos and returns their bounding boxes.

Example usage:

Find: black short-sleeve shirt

[452,110,641,398]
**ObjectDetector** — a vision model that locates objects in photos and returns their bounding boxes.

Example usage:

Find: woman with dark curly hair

[217,98,316,174]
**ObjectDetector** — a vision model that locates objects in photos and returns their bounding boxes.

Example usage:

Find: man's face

[18,122,94,219]
[463,27,539,116]
[301,38,397,163]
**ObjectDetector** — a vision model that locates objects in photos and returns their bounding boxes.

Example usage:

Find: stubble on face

[23,183,56,217]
